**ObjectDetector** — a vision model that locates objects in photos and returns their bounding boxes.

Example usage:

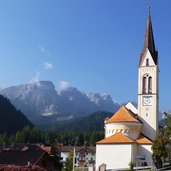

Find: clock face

[143,96,152,106]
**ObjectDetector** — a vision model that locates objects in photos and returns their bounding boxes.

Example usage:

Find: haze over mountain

[0,81,121,124]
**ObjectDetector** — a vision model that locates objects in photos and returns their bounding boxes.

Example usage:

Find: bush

[128,161,135,171]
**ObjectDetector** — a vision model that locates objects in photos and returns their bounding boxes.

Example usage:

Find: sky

[0,0,170,110]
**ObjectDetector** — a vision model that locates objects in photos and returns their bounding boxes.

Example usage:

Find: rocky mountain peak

[0,81,121,124]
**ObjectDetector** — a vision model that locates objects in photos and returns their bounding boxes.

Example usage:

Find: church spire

[144,5,155,54]
[139,4,158,65]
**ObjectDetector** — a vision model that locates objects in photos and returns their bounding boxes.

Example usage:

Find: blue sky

[0,0,170,109]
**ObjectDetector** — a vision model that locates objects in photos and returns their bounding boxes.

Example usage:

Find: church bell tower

[138,7,159,141]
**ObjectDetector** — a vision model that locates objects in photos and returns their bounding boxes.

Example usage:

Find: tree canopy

[0,126,104,146]
[152,112,171,168]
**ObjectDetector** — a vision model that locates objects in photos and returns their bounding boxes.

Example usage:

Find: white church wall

[96,144,133,170]
[105,122,141,140]
[136,144,153,166]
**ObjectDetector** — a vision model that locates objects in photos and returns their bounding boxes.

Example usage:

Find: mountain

[45,111,113,132]
[0,81,121,124]
[0,95,33,134]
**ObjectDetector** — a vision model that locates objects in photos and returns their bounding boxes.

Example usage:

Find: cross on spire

[148,0,151,14]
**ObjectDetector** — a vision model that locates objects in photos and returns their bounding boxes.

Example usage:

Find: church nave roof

[96,132,152,145]
[106,106,141,124]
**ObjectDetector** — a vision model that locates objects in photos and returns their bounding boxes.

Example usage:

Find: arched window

[142,77,147,93]
[146,58,149,66]
[148,76,152,93]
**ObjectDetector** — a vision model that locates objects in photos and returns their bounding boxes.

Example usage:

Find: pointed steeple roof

[139,6,158,65]
[144,8,155,53]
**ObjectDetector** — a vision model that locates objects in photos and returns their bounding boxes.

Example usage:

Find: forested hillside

[0,95,33,134]
[0,126,104,146]
[44,111,113,131]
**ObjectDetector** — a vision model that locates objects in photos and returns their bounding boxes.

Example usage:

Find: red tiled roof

[106,106,140,123]
[96,133,153,145]
[21,146,29,151]
[96,132,135,144]
[60,146,96,153]
[136,135,153,145]
[40,146,52,154]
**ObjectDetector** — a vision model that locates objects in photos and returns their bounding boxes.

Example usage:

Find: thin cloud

[44,62,53,70]
[30,72,41,86]
[38,45,50,55]
[58,81,70,90]
[38,45,46,52]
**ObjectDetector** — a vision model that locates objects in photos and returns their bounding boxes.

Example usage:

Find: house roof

[1,144,41,151]
[96,133,153,145]
[60,146,96,153]
[40,146,52,154]
[106,106,141,123]
[0,150,46,166]
[96,132,135,144]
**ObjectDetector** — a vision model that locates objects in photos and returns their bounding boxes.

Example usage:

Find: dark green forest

[0,126,104,146]
[43,111,113,131]
[0,95,32,134]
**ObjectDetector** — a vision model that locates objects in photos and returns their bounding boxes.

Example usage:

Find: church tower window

[148,76,152,93]
[142,77,147,93]
[146,58,149,66]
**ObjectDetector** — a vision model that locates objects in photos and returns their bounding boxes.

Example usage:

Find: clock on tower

[142,96,152,106]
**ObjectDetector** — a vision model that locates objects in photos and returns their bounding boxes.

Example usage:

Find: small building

[61,146,96,167]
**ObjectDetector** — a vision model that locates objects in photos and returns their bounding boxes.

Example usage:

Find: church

[96,6,159,170]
